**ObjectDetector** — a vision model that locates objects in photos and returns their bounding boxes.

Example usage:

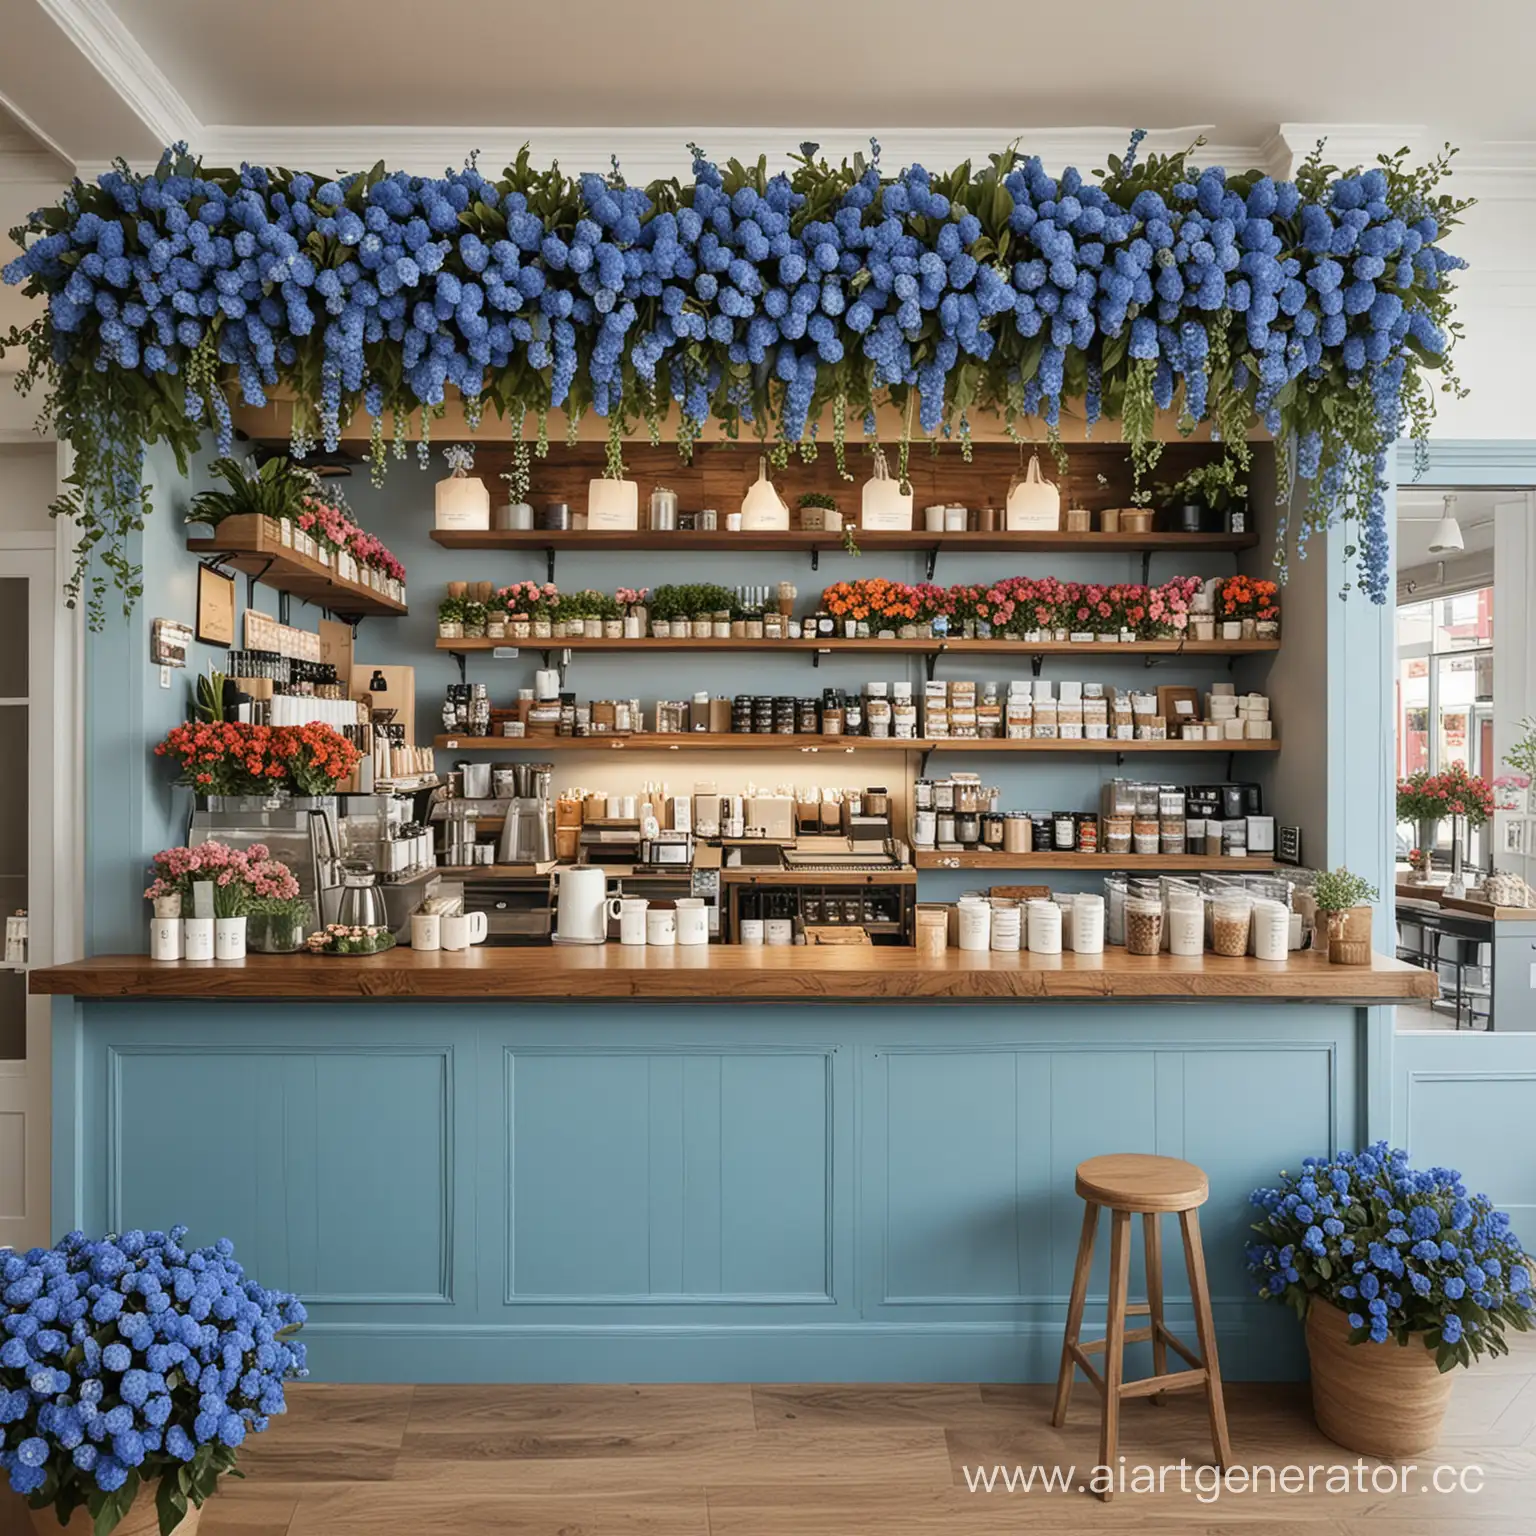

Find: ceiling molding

[34,0,199,152]
[178,123,1265,181]
[0,87,76,174]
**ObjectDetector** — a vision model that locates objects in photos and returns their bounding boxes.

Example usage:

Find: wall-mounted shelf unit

[437,636,1279,657]
[913,852,1278,872]
[432,733,1278,756]
[188,521,408,620]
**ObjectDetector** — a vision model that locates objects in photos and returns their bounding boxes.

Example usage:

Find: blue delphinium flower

[0,1227,306,1517]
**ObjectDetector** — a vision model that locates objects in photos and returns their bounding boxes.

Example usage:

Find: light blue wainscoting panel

[1393,1030,1536,1249]
[61,999,1367,1383]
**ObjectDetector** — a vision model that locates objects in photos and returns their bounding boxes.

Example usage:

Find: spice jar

[1104,816,1132,855]
[954,807,981,846]
[1052,811,1077,852]
[1105,876,1128,946]
[1003,812,1032,854]
[1211,893,1252,957]
[1132,817,1160,856]
[1125,897,1163,956]
[1077,814,1099,854]
[935,811,957,844]
[981,812,1006,849]
[914,779,935,811]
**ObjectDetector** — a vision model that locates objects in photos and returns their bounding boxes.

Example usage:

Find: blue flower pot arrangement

[2,134,1468,625]
[0,1228,306,1533]
[1248,1143,1533,1456]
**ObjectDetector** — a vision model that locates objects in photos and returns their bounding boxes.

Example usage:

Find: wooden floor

[6,1334,1535,1534]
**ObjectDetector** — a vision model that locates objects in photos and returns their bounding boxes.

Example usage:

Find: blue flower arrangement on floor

[0,1227,306,1533]
[1247,1142,1533,1371]
[2,134,1468,622]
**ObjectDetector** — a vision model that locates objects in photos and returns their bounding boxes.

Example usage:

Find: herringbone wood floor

[5,1332,1535,1534]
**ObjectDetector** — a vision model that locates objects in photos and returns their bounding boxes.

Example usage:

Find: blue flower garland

[2,135,1468,623]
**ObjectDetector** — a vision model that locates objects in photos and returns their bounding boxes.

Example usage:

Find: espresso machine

[496,762,555,866]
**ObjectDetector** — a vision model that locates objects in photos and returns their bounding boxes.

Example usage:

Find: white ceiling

[97,0,1536,138]
[1397,488,1508,569]
[1,0,1534,168]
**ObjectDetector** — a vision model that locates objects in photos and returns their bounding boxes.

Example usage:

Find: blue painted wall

[57,997,1364,1382]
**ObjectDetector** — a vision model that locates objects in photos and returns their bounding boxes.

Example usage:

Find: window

[1395,587,1495,866]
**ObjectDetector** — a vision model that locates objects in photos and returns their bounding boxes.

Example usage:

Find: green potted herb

[1309,867,1380,964]
[460,600,488,640]
[437,595,466,640]
[1156,457,1250,533]
[797,490,841,534]
[185,454,311,545]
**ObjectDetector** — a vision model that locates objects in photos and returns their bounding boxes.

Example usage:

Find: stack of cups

[1027,899,1062,955]
[990,899,1022,952]
[1072,894,1105,954]
[1167,894,1204,956]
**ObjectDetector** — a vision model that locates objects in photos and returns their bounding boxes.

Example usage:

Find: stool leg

[1142,1211,1167,1406]
[1179,1206,1233,1469]
[1051,1200,1098,1428]
[1097,1208,1132,1502]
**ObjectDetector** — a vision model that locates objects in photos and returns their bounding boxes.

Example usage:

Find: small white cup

[411,912,442,951]
[149,916,182,961]
[182,917,214,962]
[441,911,488,951]
[924,504,947,532]
[618,898,649,946]
[676,898,708,947]
[646,907,676,947]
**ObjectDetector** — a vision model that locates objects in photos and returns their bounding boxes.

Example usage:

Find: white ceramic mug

[441,911,488,951]
[182,916,214,961]
[924,504,947,532]
[646,906,676,947]
[149,916,182,961]
[617,897,649,946]
[956,898,991,951]
[738,918,764,946]
[676,898,708,947]
[214,916,247,961]
[410,912,442,951]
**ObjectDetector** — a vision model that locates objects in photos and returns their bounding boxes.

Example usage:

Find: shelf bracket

[1030,653,1045,679]
[1225,751,1236,780]
[1116,751,1126,768]
[450,650,467,685]
[917,747,935,778]
[924,545,939,582]
[277,591,291,626]
[1140,549,1152,587]
[810,546,820,572]
[244,557,275,610]
[545,546,556,584]
[813,648,822,669]
[925,651,941,683]
[1227,653,1238,672]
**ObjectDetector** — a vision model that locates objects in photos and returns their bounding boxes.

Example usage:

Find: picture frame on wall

[1496,812,1529,858]
[195,564,235,647]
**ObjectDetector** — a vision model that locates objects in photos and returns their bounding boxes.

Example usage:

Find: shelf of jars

[432,733,1280,755]
[912,851,1277,872]
[187,520,408,619]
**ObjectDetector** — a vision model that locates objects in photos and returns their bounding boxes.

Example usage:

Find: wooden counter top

[30,947,1438,1004]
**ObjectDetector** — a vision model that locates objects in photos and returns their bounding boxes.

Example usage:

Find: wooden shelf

[436,733,911,752]
[914,852,1278,872]
[430,528,1256,555]
[188,519,408,620]
[432,733,1278,755]
[438,636,1280,657]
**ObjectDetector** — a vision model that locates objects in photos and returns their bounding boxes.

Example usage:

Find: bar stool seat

[1053,1153,1232,1501]
[1076,1152,1208,1212]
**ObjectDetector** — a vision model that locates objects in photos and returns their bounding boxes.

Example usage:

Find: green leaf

[156,1473,189,1535]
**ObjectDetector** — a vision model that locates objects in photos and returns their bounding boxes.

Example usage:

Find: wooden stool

[1051,1153,1232,1499]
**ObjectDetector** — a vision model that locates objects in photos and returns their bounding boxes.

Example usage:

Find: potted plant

[241,847,309,953]
[1505,717,1536,815]
[183,455,308,546]
[1397,766,1495,896]
[1247,1142,1533,1458]
[616,587,649,640]
[1155,457,1250,534]
[1310,866,1379,964]
[460,600,487,640]
[437,596,466,640]
[1215,574,1280,639]
[0,1227,306,1533]
[797,491,840,532]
